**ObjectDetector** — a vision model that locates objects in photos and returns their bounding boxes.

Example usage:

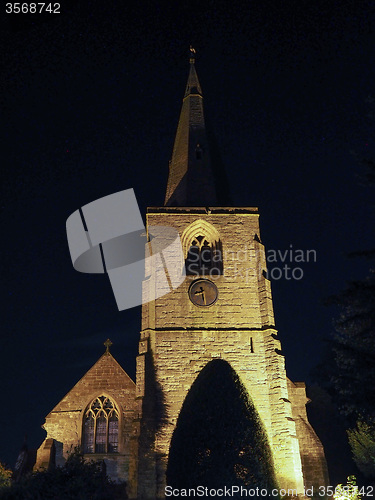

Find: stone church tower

[35,55,328,498]
[132,54,328,498]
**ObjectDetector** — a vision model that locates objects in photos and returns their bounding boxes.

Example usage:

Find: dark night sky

[1,0,375,481]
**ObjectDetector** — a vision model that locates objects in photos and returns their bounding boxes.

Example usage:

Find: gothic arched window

[186,235,223,276]
[83,396,119,454]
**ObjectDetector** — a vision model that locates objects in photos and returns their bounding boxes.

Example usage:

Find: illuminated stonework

[34,350,135,481]
[35,57,328,498]
[132,56,329,498]
[133,207,328,498]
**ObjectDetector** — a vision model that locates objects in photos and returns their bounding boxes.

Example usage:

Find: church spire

[164,49,218,207]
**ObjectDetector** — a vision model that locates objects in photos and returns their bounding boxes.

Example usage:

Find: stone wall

[34,352,136,484]
[34,205,328,500]
[136,208,308,498]
[288,379,329,493]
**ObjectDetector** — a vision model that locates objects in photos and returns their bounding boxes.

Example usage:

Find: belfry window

[186,235,222,276]
[83,396,119,454]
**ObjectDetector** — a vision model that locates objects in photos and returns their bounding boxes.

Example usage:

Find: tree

[347,422,375,479]
[333,475,362,500]
[325,152,375,478]
[0,450,127,500]
[0,464,12,489]
[166,359,278,496]
[328,271,375,422]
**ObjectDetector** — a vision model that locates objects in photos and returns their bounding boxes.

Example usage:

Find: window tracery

[186,235,223,275]
[83,396,119,454]
[182,220,223,276]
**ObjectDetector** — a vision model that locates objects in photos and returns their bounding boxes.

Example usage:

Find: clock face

[188,279,218,307]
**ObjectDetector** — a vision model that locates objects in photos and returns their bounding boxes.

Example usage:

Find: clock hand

[194,286,206,305]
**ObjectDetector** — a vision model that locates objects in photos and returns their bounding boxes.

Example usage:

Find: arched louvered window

[186,235,223,276]
[83,396,119,454]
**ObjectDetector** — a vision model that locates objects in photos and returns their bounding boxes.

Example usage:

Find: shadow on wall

[138,341,169,491]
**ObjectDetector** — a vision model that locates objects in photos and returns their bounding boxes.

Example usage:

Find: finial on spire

[189,45,196,64]
[104,338,112,355]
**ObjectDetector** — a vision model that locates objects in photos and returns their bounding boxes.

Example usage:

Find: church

[34,54,329,498]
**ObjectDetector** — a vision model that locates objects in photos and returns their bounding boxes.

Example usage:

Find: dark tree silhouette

[0,450,126,500]
[328,272,375,420]
[166,359,278,495]
[324,154,375,478]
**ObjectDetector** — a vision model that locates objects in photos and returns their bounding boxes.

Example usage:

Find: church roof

[164,51,229,207]
[48,341,135,416]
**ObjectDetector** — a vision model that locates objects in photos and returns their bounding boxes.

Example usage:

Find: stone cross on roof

[104,338,113,354]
